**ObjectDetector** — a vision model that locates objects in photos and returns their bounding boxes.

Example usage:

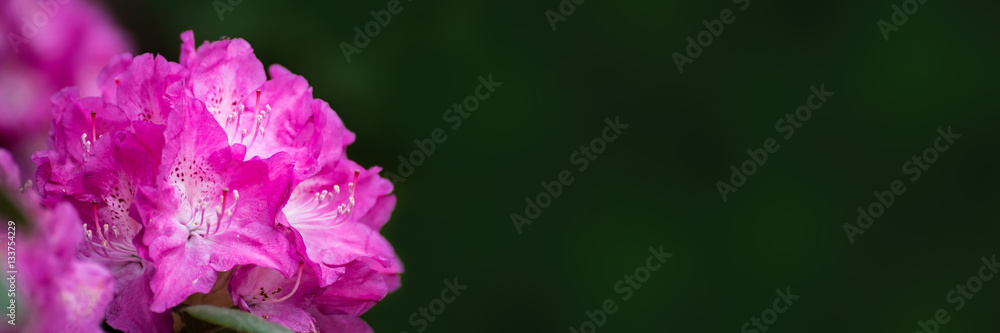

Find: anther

[264,104,272,127]
[233,105,246,143]
[19,180,32,193]
[81,134,91,154]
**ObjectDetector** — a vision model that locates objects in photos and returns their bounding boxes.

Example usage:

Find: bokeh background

[20,0,1000,331]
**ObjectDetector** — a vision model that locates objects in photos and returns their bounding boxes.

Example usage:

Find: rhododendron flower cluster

[31,31,402,332]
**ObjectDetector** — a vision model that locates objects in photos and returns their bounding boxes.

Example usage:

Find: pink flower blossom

[282,158,402,289]
[0,0,130,176]
[229,262,322,332]
[0,149,114,332]
[229,260,389,333]
[137,95,298,312]
[33,79,171,331]
[31,31,402,331]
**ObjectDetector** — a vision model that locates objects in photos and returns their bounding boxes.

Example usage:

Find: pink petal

[188,34,266,128]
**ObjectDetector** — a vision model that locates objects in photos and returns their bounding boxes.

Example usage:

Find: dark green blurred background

[102,0,998,331]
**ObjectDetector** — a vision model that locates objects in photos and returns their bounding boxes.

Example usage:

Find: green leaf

[0,189,30,234]
[179,305,293,333]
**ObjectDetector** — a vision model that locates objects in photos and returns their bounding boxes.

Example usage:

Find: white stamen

[264,104,272,127]
[81,134,92,153]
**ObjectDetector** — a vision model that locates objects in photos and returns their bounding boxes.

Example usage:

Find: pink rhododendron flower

[32,83,171,331]
[229,259,389,332]
[0,149,115,333]
[136,94,299,313]
[0,0,130,176]
[230,262,322,332]
[282,158,402,289]
[33,31,401,332]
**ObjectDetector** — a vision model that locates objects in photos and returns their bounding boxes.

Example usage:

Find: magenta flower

[0,149,115,332]
[32,80,171,331]
[76,121,172,332]
[229,262,322,332]
[178,32,331,179]
[0,0,130,176]
[283,158,402,289]
[229,260,389,333]
[32,31,402,332]
[136,95,298,312]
